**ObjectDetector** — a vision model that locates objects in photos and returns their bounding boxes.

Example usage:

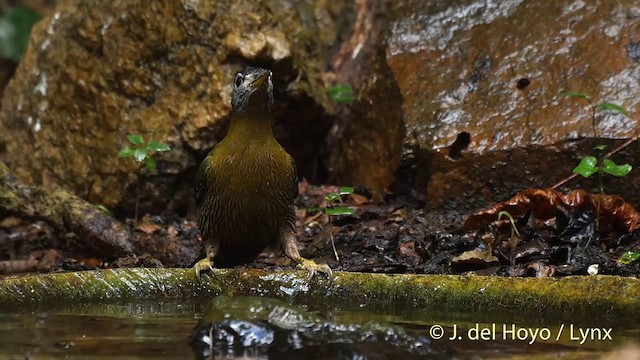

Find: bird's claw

[194,258,216,281]
[297,258,333,281]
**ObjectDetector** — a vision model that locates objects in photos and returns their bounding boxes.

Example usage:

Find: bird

[193,66,332,280]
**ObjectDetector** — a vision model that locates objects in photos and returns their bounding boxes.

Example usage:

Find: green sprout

[118,134,171,223]
[497,211,520,238]
[561,92,633,185]
[309,186,356,262]
[118,135,171,172]
[327,84,355,103]
[562,92,633,231]
[95,204,111,215]
[561,91,630,138]
[618,251,640,265]
[573,153,632,179]
[498,210,521,265]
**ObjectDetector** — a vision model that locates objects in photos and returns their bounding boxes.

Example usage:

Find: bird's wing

[194,158,213,208]
[289,156,298,199]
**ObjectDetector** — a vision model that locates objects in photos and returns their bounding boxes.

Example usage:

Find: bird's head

[231,67,274,115]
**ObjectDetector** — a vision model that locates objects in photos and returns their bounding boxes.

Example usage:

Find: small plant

[618,251,640,265]
[498,210,520,265]
[560,92,629,137]
[95,204,111,215]
[561,92,633,230]
[118,134,171,223]
[327,84,355,103]
[573,150,632,179]
[561,92,633,185]
[497,211,520,238]
[118,135,171,172]
[309,187,356,262]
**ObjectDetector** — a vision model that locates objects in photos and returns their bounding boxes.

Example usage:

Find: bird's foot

[296,257,332,281]
[193,258,216,281]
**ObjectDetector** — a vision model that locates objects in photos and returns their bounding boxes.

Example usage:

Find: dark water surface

[0,296,638,360]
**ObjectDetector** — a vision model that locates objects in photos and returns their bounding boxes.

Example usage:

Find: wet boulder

[332,0,640,209]
[0,0,346,214]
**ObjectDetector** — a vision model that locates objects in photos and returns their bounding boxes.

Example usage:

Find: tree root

[0,162,134,256]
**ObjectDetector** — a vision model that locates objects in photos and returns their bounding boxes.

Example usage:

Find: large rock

[332,0,640,209]
[0,0,347,214]
[4,0,639,216]
[388,0,639,152]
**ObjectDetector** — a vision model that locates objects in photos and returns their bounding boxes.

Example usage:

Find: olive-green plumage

[194,67,331,278]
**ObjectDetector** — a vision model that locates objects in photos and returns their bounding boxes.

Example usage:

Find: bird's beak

[250,70,270,91]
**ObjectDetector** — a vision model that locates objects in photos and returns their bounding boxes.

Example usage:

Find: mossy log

[0,162,134,256]
[0,268,638,318]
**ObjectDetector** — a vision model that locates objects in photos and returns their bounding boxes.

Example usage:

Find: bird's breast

[211,141,294,221]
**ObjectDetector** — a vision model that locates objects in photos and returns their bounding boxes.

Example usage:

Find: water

[0,296,638,359]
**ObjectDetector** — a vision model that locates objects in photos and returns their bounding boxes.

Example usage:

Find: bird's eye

[234,74,243,88]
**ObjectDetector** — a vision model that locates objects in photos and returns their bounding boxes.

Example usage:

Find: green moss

[0,269,638,318]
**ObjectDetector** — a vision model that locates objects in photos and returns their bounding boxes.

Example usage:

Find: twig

[329,226,340,262]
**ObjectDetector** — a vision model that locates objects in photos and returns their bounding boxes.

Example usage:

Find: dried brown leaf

[137,222,162,234]
[349,193,369,205]
[464,188,640,233]
[0,216,21,229]
[451,250,499,266]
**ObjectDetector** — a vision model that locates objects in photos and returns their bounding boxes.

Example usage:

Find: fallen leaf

[349,193,369,205]
[388,208,408,222]
[80,258,102,269]
[137,222,162,234]
[0,216,21,229]
[464,188,639,234]
[37,249,61,271]
[167,225,178,238]
[397,241,422,266]
[451,250,499,266]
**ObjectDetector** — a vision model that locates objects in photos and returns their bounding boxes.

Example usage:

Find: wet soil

[0,181,639,278]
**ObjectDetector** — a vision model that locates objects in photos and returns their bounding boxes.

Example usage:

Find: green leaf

[146,141,171,152]
[307,206,323,212]
[339,186,354,195]
[325,207,355,216]
[117,147,135,158]
[597,102,629,116]
[144,156,156,172]
[618,251,640,265]
[559,91,590,100]
[127,134,144,145]
[133,148,147,162]
[327,84,355,103]
[602,159,632,177]
[594,144,607,151]
[497,210,521,237]
[0,6,41,61]
[326,193,340,203]
[95,204,111,215]
[572,156,598,178]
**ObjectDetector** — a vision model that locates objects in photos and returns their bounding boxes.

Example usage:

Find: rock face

[387,0,639,152]
[2,0,639,215]
[332,0,640,208]
[0,0,345,213]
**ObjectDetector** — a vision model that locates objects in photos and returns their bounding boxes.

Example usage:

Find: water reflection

[0,296,637,359]
[189,296,437,359]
